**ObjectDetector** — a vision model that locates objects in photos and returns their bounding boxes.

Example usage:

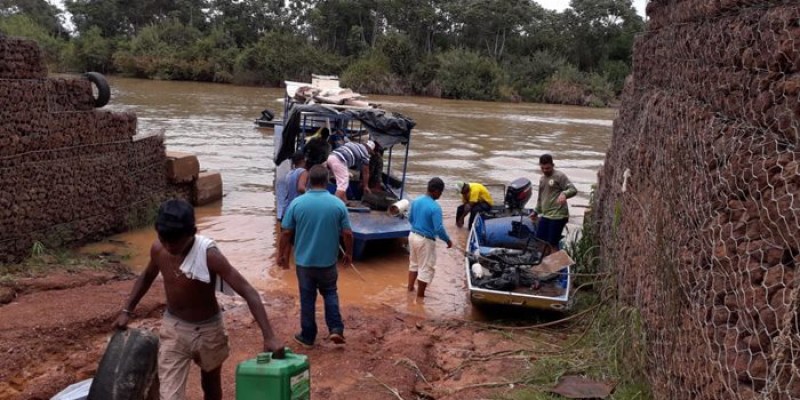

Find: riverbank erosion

[595,1,800,399]
[0,258,560,400]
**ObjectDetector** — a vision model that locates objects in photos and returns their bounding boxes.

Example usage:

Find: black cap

[155,199,195,234]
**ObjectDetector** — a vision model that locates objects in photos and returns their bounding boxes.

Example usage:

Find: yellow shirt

[465,183,493,206]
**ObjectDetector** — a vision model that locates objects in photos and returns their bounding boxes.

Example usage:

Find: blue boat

[465,213,573,311]
[273,77,415,260]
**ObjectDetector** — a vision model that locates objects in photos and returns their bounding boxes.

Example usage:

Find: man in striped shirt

[326,140,375,202]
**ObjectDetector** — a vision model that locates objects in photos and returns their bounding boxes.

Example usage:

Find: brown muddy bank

[0,263,565,399]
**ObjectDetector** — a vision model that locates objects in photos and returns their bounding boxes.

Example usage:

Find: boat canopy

[344,109,415,147]
[275,104,415,165]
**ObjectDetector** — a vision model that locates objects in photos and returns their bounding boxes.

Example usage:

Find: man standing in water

[114,199,285,400]
[278,165,352,347]
[530,154,577,249]
[408,177,453,297]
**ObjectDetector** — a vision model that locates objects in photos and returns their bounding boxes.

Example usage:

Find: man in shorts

[113,199,285,400]
[407,177,453,297]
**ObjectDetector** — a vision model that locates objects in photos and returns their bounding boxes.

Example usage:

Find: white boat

[465,214,573,311]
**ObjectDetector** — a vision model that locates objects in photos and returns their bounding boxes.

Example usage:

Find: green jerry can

[236,349,311,400]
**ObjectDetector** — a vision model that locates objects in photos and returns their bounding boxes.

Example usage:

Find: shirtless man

[114,199,284,400]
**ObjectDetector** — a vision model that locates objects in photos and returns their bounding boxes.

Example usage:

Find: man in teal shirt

[530,154,577,248]
[279,165,353,347]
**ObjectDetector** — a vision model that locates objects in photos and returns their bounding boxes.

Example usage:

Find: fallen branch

[448,379,531,394]
[462,302,603,331]
[445,349,535,379]
[395,357,429,384]
[365,373,405,400]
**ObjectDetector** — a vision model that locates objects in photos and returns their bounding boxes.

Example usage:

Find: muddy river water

[82,77,615,320]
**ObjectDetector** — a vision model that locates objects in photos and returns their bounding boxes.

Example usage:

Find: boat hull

[255,119,283,129]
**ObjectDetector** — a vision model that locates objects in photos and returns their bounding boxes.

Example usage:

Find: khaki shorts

[326,154,350,192]
[158,312,229,400]
[409,232,437,283]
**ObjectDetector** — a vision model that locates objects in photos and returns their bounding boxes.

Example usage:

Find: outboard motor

[505,177,532,213]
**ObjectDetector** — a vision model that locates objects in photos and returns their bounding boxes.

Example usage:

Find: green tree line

[0,0,643,106]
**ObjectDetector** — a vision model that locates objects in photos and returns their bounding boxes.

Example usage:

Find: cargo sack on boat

[361,192,398,211]
[526,250,574,281]
[474,266,540,291]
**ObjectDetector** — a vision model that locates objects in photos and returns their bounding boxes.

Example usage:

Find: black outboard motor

[505,177,532,213]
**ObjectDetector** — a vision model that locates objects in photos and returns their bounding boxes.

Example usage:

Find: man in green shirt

[530,154,577,248]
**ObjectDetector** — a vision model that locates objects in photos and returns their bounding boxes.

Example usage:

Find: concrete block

[165,151,199,183]
[194,171,222,206]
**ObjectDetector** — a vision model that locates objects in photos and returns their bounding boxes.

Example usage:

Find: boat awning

[275,104,416,165]
[344,109,415,149]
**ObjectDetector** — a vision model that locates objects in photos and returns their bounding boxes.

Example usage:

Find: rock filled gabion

[596,2,800,399]
[0,36,180,263]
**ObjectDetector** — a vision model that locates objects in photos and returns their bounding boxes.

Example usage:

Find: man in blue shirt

[407,177,453,297]
[278,165,353,347]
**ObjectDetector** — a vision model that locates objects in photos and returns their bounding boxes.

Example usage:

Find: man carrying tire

[114,199,285,400]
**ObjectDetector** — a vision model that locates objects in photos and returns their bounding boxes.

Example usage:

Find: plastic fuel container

[236,349,310,400]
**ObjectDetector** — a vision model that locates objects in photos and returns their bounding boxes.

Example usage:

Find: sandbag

[361,192,398,211]
[87,329,159,400]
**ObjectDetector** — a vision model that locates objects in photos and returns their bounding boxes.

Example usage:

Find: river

[82,77,615,319]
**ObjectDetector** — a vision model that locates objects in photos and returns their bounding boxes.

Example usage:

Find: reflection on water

[81,77,614,320]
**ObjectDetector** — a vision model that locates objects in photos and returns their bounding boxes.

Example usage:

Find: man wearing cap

[326,140,376,202]
[408,177,453,297]
[530,154,577,249]
[114,199,284,400]
[455,181,494,229]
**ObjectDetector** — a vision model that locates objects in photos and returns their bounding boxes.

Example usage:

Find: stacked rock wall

[0,36,175,263]
[596,2,800,399]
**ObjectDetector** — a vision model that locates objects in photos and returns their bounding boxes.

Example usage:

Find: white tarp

[51,378,92,400]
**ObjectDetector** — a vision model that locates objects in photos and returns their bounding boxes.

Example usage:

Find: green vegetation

[495,210,651,399]
[0,241,128,282]
[0,0,643,106]
[494,299,651,399]
[125,198,162,230]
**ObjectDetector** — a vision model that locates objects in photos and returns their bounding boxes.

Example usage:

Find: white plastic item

[388,199,410,216]
[471,263,484,278]
[51,378,93,400]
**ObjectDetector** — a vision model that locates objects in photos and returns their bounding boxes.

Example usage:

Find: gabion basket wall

[596,2,800,399]
[0,37,175,263]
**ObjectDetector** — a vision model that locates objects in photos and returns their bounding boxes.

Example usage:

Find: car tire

[83,72,111,108]
[87,329,159,400]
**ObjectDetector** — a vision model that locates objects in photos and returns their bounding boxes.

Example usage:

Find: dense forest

[0,0,644,106]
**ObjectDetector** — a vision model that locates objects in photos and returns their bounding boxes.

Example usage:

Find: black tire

[83,72,111,108]
[261,108,274,121]
[87,329,159,400]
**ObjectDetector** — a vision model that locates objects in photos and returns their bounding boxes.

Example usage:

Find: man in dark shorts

[114,199,285,400]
